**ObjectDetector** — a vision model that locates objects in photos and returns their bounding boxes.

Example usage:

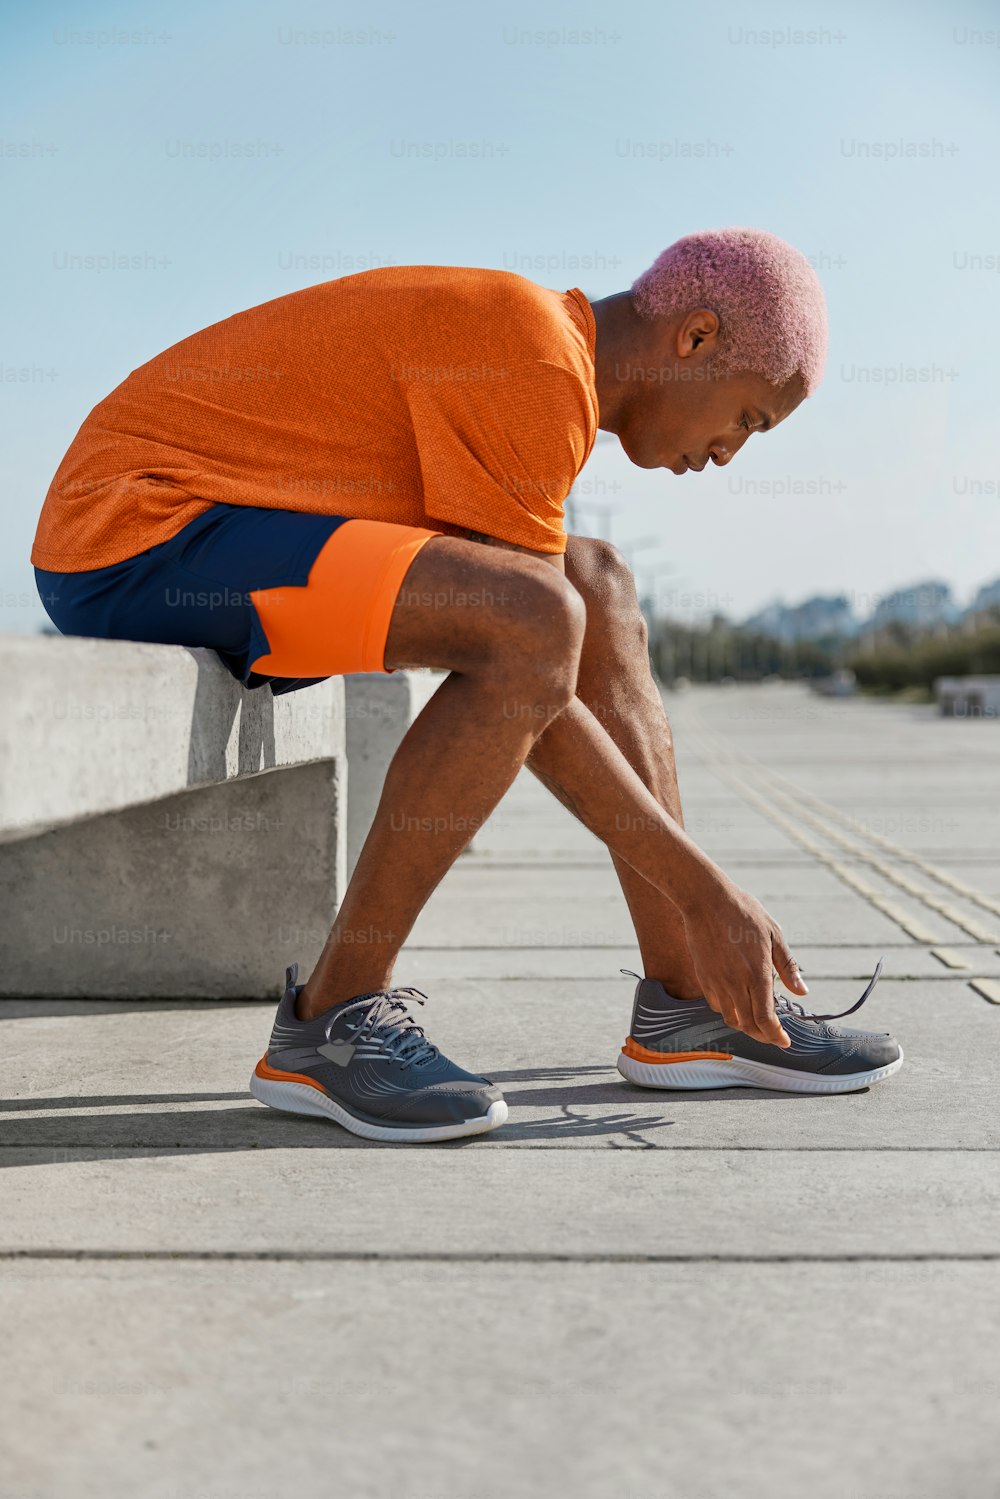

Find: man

[32,228,903,1144]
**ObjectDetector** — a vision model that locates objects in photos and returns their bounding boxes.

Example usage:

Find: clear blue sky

[3,0,998,629]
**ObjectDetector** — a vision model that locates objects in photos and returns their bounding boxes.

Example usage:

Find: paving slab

[408,873,906,947]
[1,1260,997,1499]
[2,1145,999,1257]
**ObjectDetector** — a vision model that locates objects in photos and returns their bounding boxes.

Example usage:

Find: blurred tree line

[648,607,1000,693]
[649,614,837,683]
[848,618,1000,692]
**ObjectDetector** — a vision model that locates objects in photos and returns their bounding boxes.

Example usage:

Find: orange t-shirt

[31,266,598,572]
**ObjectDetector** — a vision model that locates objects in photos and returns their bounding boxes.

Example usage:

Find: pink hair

[631,228,828,395]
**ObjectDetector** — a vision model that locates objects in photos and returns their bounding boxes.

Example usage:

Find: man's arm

[459,525,796,1047]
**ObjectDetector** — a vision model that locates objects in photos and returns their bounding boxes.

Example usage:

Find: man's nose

[710,431,750,466]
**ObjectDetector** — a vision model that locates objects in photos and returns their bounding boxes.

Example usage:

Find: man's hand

[679,875,808,1048]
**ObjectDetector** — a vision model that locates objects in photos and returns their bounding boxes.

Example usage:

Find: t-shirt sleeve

[404,359,594,554]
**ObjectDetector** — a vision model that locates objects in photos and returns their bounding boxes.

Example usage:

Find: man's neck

[588,291,641,435]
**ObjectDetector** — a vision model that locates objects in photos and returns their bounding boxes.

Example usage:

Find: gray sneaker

[250,964,508,1142]
[617,959,903,1094]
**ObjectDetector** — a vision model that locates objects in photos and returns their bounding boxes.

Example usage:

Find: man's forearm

[526,694,723,915]
[456,526,721,910]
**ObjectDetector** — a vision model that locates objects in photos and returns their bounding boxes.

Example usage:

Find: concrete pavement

[2,682,999,1499]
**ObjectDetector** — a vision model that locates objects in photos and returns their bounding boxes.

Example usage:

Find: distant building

[743,594,857,642]
[869,580,957,632]
[935,675,1000,718]
[742,577,999,644]
[968,578,1000,616]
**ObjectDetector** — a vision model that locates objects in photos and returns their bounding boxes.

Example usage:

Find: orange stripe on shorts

[250,519,440,679]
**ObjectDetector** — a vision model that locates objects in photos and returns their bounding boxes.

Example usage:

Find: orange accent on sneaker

[622,1038,734,1065]
[254,1054,329,1094]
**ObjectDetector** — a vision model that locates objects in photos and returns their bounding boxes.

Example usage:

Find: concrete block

[0,636,347,997]
[0,635,346,841]
[0,762,344,998]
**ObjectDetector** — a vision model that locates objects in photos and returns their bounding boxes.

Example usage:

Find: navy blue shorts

[35,503,441,695]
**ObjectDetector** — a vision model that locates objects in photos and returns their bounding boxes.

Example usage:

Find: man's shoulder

[350,263,556,300]
[345,265,589,358]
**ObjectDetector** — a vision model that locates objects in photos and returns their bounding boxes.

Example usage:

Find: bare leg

[300,537,585,1016]
[530,537,702,998]
[301,535,797,1047]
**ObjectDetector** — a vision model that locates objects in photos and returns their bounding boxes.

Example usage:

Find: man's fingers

[706,983,785,1049]
[771,931,809,996]
[704,989,749,1039]
[749,972,790,1049]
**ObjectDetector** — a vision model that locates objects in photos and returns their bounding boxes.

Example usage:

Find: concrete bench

[0,636,347,998]
[0,638,446,999]
[0,636,452,998]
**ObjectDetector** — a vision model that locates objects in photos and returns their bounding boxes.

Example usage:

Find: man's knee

[385,535,583,686]
[566,537,648,650]
[494,561,586,711]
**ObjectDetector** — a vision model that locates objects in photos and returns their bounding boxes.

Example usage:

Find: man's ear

[676,307,720,359]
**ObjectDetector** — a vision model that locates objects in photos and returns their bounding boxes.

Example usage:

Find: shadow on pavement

[0,1058,837,1167]
[0,1101,674,1158]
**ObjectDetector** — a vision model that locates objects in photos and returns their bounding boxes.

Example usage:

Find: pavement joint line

[0,967,988,1017]
[406,941,977,951]
[685,724,997,946]
[2,1249,1000,1264]
[4,1144,1000,1154]
[402,972,1000,984]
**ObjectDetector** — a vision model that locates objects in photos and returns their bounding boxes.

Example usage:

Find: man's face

[609,306,807,472]
[617,363,806,473]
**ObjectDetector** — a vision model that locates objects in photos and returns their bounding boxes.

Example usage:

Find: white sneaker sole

[617,1047,904,1095]
[249,1071,508,1143]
